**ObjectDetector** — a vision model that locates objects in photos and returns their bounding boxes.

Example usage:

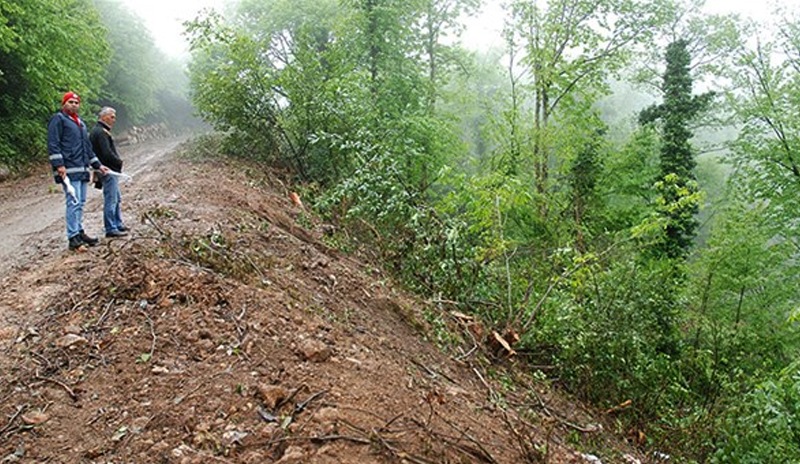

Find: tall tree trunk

[366,0,379,97]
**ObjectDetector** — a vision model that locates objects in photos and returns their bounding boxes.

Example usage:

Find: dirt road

[0,137,186,277]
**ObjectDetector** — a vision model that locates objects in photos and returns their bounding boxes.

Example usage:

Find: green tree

[151,56,202,131]
[186,0,477,297]
[600,126,662,232]
[568,126,606,253]
[503,0,669,197]
[0,2,19,54]
[92,0,161,128]
[633,1,742,258]
[188,0,388,184]
[187,0,468,195]
[713,362,800,463]
[440,0,674,333]
[686,200,800,407]
[344,0,422,107]
[415,0,480,112]
[727,12,800,239]
[639,39,714,259]
[697,13,800,458]
[0,0,109,165]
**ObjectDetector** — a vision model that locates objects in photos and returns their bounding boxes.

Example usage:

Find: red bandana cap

[61,92,80,105]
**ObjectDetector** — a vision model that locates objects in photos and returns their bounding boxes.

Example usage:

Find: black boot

[68,235,86,251]
[79,230,99,246]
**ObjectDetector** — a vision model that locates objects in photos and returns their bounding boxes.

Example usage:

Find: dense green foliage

[16,0,800,459]
[0,0,109,166]
[0,0,196,170]
[712,360,800,463]
[185,0,800,461]
[639,40,713,259]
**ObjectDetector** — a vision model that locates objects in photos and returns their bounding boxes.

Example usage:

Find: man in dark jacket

[48,92,108,251]
[89,106,127,238]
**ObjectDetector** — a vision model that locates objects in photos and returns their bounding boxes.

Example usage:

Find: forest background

[2,0,799,461]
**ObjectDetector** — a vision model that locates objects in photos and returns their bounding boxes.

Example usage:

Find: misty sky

[120,0,795,57]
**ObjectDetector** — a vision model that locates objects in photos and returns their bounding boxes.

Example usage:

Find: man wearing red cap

[48,91,109,251]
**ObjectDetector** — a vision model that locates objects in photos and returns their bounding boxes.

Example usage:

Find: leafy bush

[0,118,46,168]
[712,363,800,464]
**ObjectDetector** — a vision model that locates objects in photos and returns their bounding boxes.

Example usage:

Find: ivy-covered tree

[639,39,714,259]
[631,0,742,258]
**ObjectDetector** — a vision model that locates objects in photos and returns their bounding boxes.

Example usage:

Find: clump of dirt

[0,140,643,463]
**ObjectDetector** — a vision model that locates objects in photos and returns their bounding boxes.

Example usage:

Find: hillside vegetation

[1,138,642,463]
[2,0,800,461]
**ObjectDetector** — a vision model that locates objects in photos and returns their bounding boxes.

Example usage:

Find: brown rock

[151,365,170,375]
[55,333,88,348]
[241,451,268,463]
[0,326,14,341]
[256,385,289,409]
[63,326,82,335]
[299,339,331,363]
[313,407,340,423]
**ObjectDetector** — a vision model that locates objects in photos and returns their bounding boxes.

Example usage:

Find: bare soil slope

[0,137,640,463]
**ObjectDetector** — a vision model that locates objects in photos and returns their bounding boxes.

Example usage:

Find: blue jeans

[64,178,87,239]
[102,174,124,233]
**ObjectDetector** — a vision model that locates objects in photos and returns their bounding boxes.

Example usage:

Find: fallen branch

[473,367,491,391]
[500,409,541,464]
[429,414,499,464]
[410,358,457,385]
[33,376,78,401]
[528,390,602,433]
[275,383,308,411]
[138,308,157,360]
[294,390,327,414]
[92,299,115,329]
[70,289,100,313]
[143,211,169,238]
[309,434,372,445]
[0,404,28,436]
[243,431,378,451]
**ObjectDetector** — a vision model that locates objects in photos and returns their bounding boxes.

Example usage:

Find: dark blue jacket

[48,111,101,184]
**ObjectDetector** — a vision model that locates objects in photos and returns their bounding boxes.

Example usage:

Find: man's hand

[99,165,110,175]
[56,166,66,178]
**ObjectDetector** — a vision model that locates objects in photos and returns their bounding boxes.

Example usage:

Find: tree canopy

[0,0,109,164]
